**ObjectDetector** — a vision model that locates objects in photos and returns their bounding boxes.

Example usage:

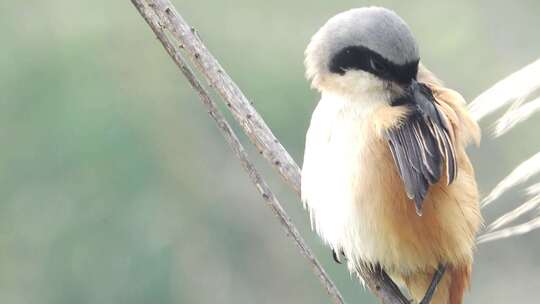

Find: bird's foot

[332,249,345,264]
[419,263,447,304]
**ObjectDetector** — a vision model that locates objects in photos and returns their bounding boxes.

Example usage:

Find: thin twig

[132,0,411,303]
[149,0,301,194]
[131,1,346,304]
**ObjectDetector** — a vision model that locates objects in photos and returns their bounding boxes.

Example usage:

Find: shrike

[301,7,482,304]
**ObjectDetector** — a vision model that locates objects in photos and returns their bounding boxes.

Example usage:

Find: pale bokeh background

[1,0,540,303]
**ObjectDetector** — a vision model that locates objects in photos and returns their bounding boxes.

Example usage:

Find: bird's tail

[468,59,540,244]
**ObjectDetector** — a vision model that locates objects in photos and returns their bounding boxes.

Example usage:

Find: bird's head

[305,7,420,100]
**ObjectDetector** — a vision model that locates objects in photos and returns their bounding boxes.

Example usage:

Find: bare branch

[149,0,301,194]
[131,0,411,303]
[130,1,345,303]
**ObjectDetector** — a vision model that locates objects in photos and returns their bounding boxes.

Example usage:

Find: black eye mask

[329,45,418,85]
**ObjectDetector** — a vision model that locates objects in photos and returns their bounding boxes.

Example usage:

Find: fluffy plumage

[302,64,482,304]
[302,8,482,304]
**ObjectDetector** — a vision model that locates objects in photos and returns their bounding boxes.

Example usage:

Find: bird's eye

[370,58,386,73]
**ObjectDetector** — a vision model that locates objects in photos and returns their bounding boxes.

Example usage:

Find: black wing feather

[386,83,457,215]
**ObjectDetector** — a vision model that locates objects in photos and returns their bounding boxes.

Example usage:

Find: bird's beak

[391,79,420,107]
[407,79,430,115]
[393,79,440,124]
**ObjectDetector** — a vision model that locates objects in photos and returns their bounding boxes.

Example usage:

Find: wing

[386,82,458,215]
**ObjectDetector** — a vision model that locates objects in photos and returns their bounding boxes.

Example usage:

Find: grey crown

[321,7,419,68]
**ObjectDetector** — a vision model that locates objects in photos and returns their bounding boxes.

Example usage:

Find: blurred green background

[1,0,540,303]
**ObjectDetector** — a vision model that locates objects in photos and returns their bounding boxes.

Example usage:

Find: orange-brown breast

[366,77,482,303]
[301,69,482,304]
[359,121,481,273]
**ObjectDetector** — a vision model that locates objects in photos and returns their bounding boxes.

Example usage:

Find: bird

[301,7,483,304]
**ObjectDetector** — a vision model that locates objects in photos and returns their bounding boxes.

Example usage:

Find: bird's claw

[418,264,447,304]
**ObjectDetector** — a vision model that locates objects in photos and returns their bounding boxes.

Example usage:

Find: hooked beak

[392,79,442,126]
